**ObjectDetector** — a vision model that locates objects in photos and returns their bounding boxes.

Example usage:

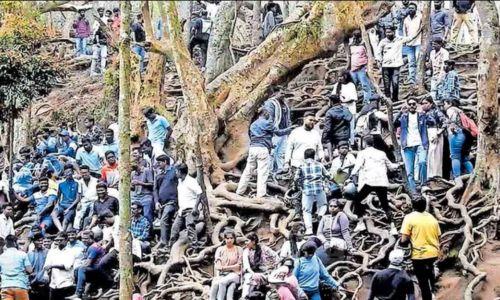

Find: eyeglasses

[408,103,417,106]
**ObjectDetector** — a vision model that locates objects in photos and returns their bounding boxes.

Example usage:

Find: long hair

[247,232,262,269]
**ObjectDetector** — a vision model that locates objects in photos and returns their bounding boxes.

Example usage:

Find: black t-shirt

[93,195,119,216]
[132,22,146,43]
[368,268,414,300]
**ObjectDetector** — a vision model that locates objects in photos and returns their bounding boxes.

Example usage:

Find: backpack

[459,112,478,138]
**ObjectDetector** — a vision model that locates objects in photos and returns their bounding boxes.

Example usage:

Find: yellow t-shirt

[400,211,441,260]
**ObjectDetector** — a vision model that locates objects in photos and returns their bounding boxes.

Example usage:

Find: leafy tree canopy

[0,1,60,122]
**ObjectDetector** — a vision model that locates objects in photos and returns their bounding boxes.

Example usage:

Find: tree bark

[251,1,262,47]
[118,1,134,299]
[462,1,500,204]
[416,1,431,90]
[205,1,239,83]
[203,2,393,172]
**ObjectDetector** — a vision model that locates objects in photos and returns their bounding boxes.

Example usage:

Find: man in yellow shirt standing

[400,197,441,300]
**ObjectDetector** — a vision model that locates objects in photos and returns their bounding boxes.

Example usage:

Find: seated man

[14,177,56,232]
[86,182,119,230]
[51,165,80,232]
[67,231,106,300]
[130,202,151,255]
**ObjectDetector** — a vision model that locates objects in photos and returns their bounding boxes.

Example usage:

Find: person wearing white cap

[367,249,415,300]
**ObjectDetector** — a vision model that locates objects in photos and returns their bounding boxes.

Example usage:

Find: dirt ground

[437,240,500,300]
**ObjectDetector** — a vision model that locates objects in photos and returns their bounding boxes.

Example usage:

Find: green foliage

[0,1,60,122]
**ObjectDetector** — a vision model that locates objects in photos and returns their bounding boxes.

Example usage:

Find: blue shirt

[431,9,452,36]
[146,116,170,144]
[27,249,48,285]
[131,216,150,241]
[294,159,329,196]
[249,117,290,150]
[293,255,338,292]
[154,166,178,204]
[57,179,79,209]
[75,147,102,173]
[0,248,32,290]
[85,243,105,267]
[100,142,119,159]
[28,190,57,215]
[437,70,460,102]
[58,140,77,158]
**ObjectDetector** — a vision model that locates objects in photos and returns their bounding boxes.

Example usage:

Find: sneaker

[390,223,398,236]
[354,220,366,232]
[65,294,81,300]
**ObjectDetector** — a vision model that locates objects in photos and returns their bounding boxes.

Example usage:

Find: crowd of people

[0,1,482,300]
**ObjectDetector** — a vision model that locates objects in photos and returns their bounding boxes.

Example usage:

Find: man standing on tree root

[237,107,294,198]
[348,135,401,236]
[293,149,329,235]
[169,163,203,248]
[263,90,291,173]
[400,197,441,300]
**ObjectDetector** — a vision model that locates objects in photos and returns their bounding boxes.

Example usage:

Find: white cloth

[236,147,270,197]
[406,113,422,147]
[332,82,358,114]
[177,175,202,213]
[403,14,423,46]
[44,247,75,289]
[427,128,444,178]
[279,240,307,258]
[430,48,449,81]
[285,127,324,168]
[78,177,98,204]
[108,123,119,143]
[0,214,14,239]
[351,147,399,190]
[330,153,357,178]
[102,218,142,257]
[376,36,406,68]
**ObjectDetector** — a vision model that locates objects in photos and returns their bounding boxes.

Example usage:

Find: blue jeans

[302,191,327,233]
[132,45,146,72]
[75,37,87,56]
[75,266,99,296]
[403,145,427,192]
[448,129,473,178]
[304,289,321,300]
[350,66,373,103]
[404,45,420,84]
[270,135,287,172]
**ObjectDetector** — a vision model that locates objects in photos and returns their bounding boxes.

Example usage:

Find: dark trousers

[160,203,177,244]
[412,257,437,300]
[29,284,49,300]
[382,67,400,101]
[169,209,196,247]
[354,185,392,223]
[49,286,75,300]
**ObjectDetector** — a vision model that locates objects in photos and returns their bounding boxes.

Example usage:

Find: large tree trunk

[462,2,500,204]
[251,1,262,47]
[205,1,239,83]
[165,2,225,183]
[118,1,134,299]
[416,1,431,90]
[202,2,393,172]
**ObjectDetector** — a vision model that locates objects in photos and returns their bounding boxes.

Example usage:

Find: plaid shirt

[131,215,150,241]
[294,159,329,196]
[437,70,460,102]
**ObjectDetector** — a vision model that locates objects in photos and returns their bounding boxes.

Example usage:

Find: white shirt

[44,247,75,289]
[406,113,422,147]
[332,82,358,114]
[330,153,357,179]
[351,147,399,190]
[279,240,306,258]
[430,48,449,81]
[403,13,423,46]
[0,214,14,239]
[285,127,324,168]
[78,177,98,204]
[376,36,412,68]
[177,175,202,213]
